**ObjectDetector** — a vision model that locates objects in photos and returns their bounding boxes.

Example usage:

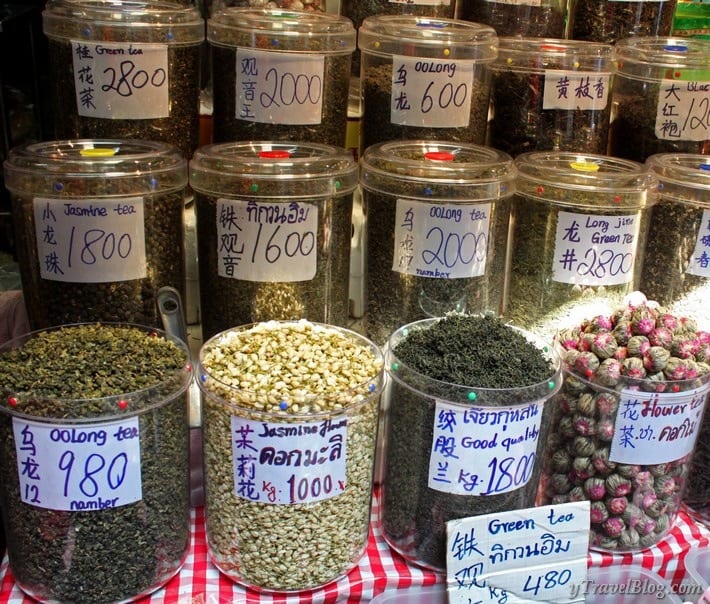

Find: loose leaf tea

[569,0,677,43]
[0,324,191,604]
[459,0,565,38]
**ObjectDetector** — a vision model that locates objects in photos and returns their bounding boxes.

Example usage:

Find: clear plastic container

[0,323,192,603]
[189,140,357,341]
[198,319,385,591]
[608,37,710,163]
[359,140,516,347]
[3,139,188,330]
[458,0,566,39]
[506,151,656,343]
[358,16,497,151]
[207,8,355,147]
[42,0,204,157]
[685,548,710,593]
[489,38,614,156]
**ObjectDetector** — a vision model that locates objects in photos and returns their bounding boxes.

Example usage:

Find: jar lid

[614,36,710,70]
[208,8,356,54]
[359,140,516,201]
[3,139,187,197]
[358,15,498,62]
[515,151,656,210]
[494,37,614,73]
[189,141,358,198]
[646,153,710,208]
[43,0,205,44]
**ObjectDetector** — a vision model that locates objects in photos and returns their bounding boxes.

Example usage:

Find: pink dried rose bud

[627,335,650,357]
[631,305,659,336]
[616,464,641,479]
[637,515,657,536]
[649,326,673,348]
[622,356,646,379]
[591,332,618,359]
[574,415,596,436]
[606,474,632,497]
[602,516,625,538]
[593,392,618,416]
[596,419,615,442]
[657,313,680,332]
[612,320,633,346]
[585,314,613,332]
[643,346,671,373]
[590,501,609,524]
[614,346,628,361]
[697,330,710,345]
[574,351,600,377]
[644,499,669,518]
[671,336,698,360]
[653,475,677,497]
[662,357,688,380]
[568,486,587,502]
[633,471,653,489]
[649,463,671,477]
[592,448,616,474]
[584,477,607,501]
[607,496,628,515]
[640,489,658,511]
[622,503,643,529]
[595,358,622,387]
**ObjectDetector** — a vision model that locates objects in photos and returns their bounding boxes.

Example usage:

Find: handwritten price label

[655,79,710,142]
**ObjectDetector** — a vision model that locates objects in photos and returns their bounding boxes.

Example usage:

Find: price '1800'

[67,227,133,267]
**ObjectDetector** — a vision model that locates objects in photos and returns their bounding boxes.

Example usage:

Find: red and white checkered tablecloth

[0,491,708,604]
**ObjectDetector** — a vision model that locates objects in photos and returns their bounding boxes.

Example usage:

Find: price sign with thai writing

[392,199,491,279]
[391,56,474,128]
[428,401,544,496]
[235,49,324,125]
[552,210,639,286]
[687,208,710,278]
[446,502,590,604]
[33,197,147,283]
[13,417,142,511]
[655,78,710,142]
[216,199,317,281]
[543,70,610,111]
[71,41,169,119]
[609,385,708,465]
[230,416,347,504]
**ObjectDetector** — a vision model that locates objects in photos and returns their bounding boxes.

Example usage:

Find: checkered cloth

[1,491,708,603]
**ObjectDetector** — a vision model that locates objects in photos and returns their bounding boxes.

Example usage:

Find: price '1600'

[250,223,315,265]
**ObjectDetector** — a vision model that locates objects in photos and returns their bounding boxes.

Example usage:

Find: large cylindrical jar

[489,38,614,156]
[42,0,204,157]
[359,140,516,347]
[189,141,357,341]
[0,323,192,603]
[208,8,355,147]
[3,139,188,330]
[458,0,566,39]
[506,152,655,343]
[358,16,497,151]
[608,37,710,163]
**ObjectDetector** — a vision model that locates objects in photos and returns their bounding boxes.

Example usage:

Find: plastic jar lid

[646,153,710,208]
[357,15,498,62]
[494,37,614,73]
[42,0,204,45]
[613,36,710,81]
[208,7,356,54]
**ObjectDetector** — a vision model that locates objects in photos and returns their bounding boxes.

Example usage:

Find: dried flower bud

[633,471,653,489]
[573,415,596,436]
[590,501,609,524]
[598,536,620,549]
[550,449,572,472]
[596,419,615,442]
[637,514,657,536]
[657,313,680,332]
[557,395,576,415]
[593,392,618,416]
[648,326,673,348]
[558,415,576,438]
[671,336,698,360]
[563,349,581,367]
[572,436,596,457]
[575,392,596,417]
[605,474,632,497]
[585,314,613,332]
[568,486,586,502]
[622,503,643,529]
[644,499,668,518]
[641,489,658,511]
[549,473,572,494]
[592,448,616,474]
[574,351,601,378]
[602,516,625,538]
[594,358,622,387]
[613,346,628,361]
[563,375,590,395]
[611,320,632,346]
[662,357,688,381]
[622,356,646,379]
[550,494,570,505]
[618,528,640,549]
[639,532,659,548]
[653,513,670,533]
[606,496,627,515]
[653,475,677,497]
[584,477,606,501]
[591,332,618,359]
[649,463,671,477]
[644,371,668,393]
[643,346,670,373]
[627,335,650,357]
[616,464,641,479]
[631,306,658,336]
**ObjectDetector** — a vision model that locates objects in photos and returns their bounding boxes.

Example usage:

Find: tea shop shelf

[0,488,707,604]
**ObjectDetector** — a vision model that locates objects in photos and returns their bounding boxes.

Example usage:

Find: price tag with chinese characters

[655,77,710,142]
[230,416,347,504]
[542,70,610,111]
[13,417,142,511]
[446,502,590,604]
[235,49,325,125]
[32,197,147,283]
[216,199,318,281]
[71,41,169,119]
[390,57,474,128]
[552,210,640,287]
[687,208,710,278]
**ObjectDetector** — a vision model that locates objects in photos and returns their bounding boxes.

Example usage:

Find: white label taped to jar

[609,385,708,465]
[235,49,325,125]
[33,197,147,283]
[551,211,639,286]
[428,400,543,496]
[542,70,610,111]
[391,199,491,278]
[687,209,710,278]
[390,57,474,128]
[655,79,710,142]
[230,416,347,504]
[215,199,317,281]
[13,417,142,511]
[71,41,169,119]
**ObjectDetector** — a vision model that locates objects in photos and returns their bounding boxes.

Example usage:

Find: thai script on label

[687,208,710,278]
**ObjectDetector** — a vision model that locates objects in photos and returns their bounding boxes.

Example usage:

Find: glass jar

[358,16,497,151]
[608,37,710,163]
[359,140,516,347]
[489,38,614,156]
[189,141,357,341]
[198,319,385,591]
[3,139,188,330]
[506,151,656,343]
[42,0,204,157]
[208,8,355,147]
[381,315,562,570]
[458,0,566,39]
[0,323,192,603]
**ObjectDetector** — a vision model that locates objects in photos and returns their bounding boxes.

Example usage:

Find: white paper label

[446,502,590,604]
[655,79,710,142]
[33,197,147,283]
[543,70,610,111]
[230,416,347,504]
[71,41,169,119]
[392,199,491,279]
[13,417,142,511]
[216,199,317,281]
[552,211,639,286]
[687,208,710,278]
[235,49,324,125]
[391,56,474,128]
[609,386,708,465]
[429,401,544,496]
[485,0,542,6]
